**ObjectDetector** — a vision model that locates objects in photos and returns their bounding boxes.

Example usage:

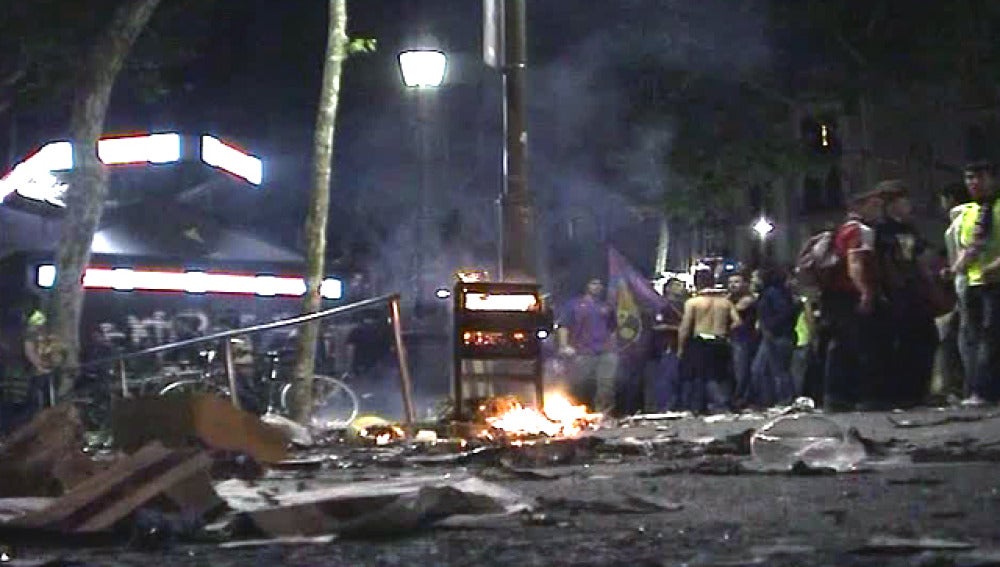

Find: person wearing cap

[874,180,937,407]
[953,161,1000,405]
[0,294,50,432]
[821,185,886,412]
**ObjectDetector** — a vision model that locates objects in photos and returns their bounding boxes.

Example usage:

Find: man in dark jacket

[750,267,799,407]
[876,180,937,407]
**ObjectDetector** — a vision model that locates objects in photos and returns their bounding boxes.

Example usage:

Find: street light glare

[398,50,447,88]
[753,217,775,238]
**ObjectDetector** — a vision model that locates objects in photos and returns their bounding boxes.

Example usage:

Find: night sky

[5,0,778,295]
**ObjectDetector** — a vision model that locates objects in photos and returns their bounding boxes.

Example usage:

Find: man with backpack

[797,186,887,411]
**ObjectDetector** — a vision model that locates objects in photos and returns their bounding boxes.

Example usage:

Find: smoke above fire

[324,0,773,411]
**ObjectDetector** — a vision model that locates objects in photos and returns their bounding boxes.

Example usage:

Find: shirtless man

[677,268,741,413]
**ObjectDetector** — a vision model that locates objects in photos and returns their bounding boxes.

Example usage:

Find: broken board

[7,442,214,533]
[110,393,289,464]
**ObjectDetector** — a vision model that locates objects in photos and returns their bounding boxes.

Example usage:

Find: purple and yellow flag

[607,248,676,354]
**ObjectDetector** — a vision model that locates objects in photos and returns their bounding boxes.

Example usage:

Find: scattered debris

[820,509,848,525]
[0,499,56,523]
[705,429,755,456]
[886,477,945,487]
[259,413,314,447]
[0,405,99,497]
[413,430,438,443]
[111,394,290,465]
[619,411,693,423]
[619,491,684,512]
[911,439,1000,463]
[232,475,531,538]
[218,534,336,549]
[887,411,1000,429]
[537,492,682,515]
[787,460,838,476]
[751,414,866,472]
[854,535,976,554]
[7,442,217,534]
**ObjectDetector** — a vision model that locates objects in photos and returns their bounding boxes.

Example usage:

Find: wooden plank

[111,394,289,464]
[78,451,212,532]
[0,404,96,497]
[8,444,214,534]
[9,442,175,529]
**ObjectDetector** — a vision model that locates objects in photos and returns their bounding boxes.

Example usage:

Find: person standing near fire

[677,268,741,413]
[557,278,618,414]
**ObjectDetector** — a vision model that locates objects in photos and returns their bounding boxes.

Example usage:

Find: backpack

[795,229,843,289]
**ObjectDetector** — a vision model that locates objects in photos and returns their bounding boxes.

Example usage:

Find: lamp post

[398,50,447,306]
[484,0,536,282]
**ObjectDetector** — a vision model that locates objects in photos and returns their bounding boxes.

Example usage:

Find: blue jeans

[751,335,796,407]
[652,352,681,411]
[731,340,756,408]
[968,284,1000,400]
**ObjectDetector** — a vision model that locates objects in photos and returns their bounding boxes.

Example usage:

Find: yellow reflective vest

[958,200,1000,286]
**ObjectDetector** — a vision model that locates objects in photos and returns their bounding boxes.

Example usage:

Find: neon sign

[36,265,342,300]
[200,136,263,185]
[97,133,181,165]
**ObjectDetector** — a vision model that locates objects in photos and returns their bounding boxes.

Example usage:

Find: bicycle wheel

[280,374,359,429]
[158,379,231,399]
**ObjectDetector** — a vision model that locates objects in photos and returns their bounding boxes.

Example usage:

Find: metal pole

[452,288,465,421]
[499,0,536,282]
[221,338,241,410]
[389,296,417,426]
[416,94,431,304]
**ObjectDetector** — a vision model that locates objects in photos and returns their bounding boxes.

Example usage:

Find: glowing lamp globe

[398,50,447,88]
[752,217,775,239]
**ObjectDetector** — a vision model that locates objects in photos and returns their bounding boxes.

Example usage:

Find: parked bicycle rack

[64,293,417,426]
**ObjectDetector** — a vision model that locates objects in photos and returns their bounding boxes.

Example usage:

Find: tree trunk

[289,0,348,422]
[51,0,161,398]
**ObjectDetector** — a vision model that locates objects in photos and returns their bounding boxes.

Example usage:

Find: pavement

[7,405,1000,566]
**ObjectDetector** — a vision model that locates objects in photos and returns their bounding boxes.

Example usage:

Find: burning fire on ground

[479,393,602,439]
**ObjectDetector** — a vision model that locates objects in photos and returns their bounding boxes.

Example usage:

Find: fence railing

[64,293,417,425]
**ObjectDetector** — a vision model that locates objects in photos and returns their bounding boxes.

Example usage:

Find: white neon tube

[464,293,539,312]
[97,133,181,165]
[201,136,263,185]
[36,265,341,299]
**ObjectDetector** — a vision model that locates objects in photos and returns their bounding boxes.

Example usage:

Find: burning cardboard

[479,393,602,440]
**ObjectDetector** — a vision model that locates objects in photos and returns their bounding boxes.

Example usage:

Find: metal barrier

[66,293,417,426]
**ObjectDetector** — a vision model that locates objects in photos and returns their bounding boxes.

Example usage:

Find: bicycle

[157,342,359,429]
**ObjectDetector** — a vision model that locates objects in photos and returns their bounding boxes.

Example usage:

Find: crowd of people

[556,163,1000,416]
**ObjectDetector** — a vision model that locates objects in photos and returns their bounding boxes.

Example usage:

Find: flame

[482,393,601,439]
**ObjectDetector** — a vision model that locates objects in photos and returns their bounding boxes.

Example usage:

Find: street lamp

[398,50,447,88]
[752,216,774,261]
[752,216,774,240]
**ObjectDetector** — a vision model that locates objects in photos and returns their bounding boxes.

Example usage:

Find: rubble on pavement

[0,405,99,497]
[2,396,1000,561]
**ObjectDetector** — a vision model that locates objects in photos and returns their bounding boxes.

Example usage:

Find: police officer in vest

[953,161,1000,405]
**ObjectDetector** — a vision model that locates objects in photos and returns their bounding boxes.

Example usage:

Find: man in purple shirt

[557,278,618,412]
